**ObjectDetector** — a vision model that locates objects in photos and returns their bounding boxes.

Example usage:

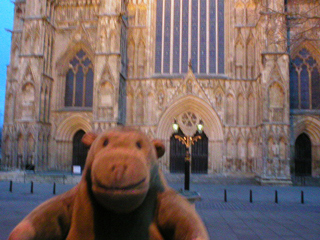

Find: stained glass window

[312,68,320,109]
[65,70,74,107]
[163,0,172,73]
[300,64,309,109]
[155,0,224,74]
[289,63,299,109]
[200,0,207,74]
[290,48,320,110]
[218,0,224,73]
[85,68,94,107]
[181,0,189,73]
[191,0,198,72]
[173,0,181,73]
[75,66,84,107]
[209,0,216,73]
[155,0,163,73]
[65,50,93,107]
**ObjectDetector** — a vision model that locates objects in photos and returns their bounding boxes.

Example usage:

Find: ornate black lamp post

[172,119,204,190]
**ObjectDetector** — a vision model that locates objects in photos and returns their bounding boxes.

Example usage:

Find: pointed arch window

[290,48,320,110]
[65,50,93,107]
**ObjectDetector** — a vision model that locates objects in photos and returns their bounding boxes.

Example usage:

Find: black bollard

[301,190,304,204]
[53,182,56,195]
[224,189,227,202]
[31,181,34,194]
[9,180,13,192]
[250,190,253,203]
[275,190,278,203]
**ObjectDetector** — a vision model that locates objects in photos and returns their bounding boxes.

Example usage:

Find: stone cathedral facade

[2,0,320,184]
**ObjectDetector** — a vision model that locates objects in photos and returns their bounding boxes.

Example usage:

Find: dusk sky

[0,0,14,126]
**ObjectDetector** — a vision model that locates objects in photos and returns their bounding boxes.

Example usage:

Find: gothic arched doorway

[192,131,208,174]
[295,133,312,176]
[72,130,88,172]
[170,129,187,173]
[156,95,224,174]
[170,129,208,174]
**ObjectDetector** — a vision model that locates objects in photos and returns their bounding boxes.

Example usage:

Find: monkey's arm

[8,187,76,240]
[156,189,209,240]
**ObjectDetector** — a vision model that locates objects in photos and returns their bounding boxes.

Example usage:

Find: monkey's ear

[152,140,165,158]
[82,132,98,147]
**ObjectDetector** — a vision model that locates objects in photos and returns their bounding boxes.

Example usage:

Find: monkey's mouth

[101,178,146,190]
[93,178,148,194]
[92,177,149,213]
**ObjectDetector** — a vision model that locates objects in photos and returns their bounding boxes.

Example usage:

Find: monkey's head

[82,127,165,213]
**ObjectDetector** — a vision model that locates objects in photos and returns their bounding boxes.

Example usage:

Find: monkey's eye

[103,139,109,147]
[136,141,142,149]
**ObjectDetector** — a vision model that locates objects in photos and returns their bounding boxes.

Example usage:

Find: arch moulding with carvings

[293,116,320,145]
[55,115,92,142]
[156,95,223,141]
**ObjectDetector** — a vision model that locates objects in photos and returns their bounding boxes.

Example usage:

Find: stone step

[0,171,81,184]
[1,171,320,186]
[291,176,320,186]
[164,173,259,185]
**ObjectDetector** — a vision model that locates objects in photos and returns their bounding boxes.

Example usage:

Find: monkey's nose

[110,163,128,182]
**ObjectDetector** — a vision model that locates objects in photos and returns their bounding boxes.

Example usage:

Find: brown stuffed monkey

[9,127,209,240]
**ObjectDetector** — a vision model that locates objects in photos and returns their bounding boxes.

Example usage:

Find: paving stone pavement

[172,183,320,240]
[1,180,320,240]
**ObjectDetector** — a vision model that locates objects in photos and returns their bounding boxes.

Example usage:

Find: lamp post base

[178,190,202,207]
